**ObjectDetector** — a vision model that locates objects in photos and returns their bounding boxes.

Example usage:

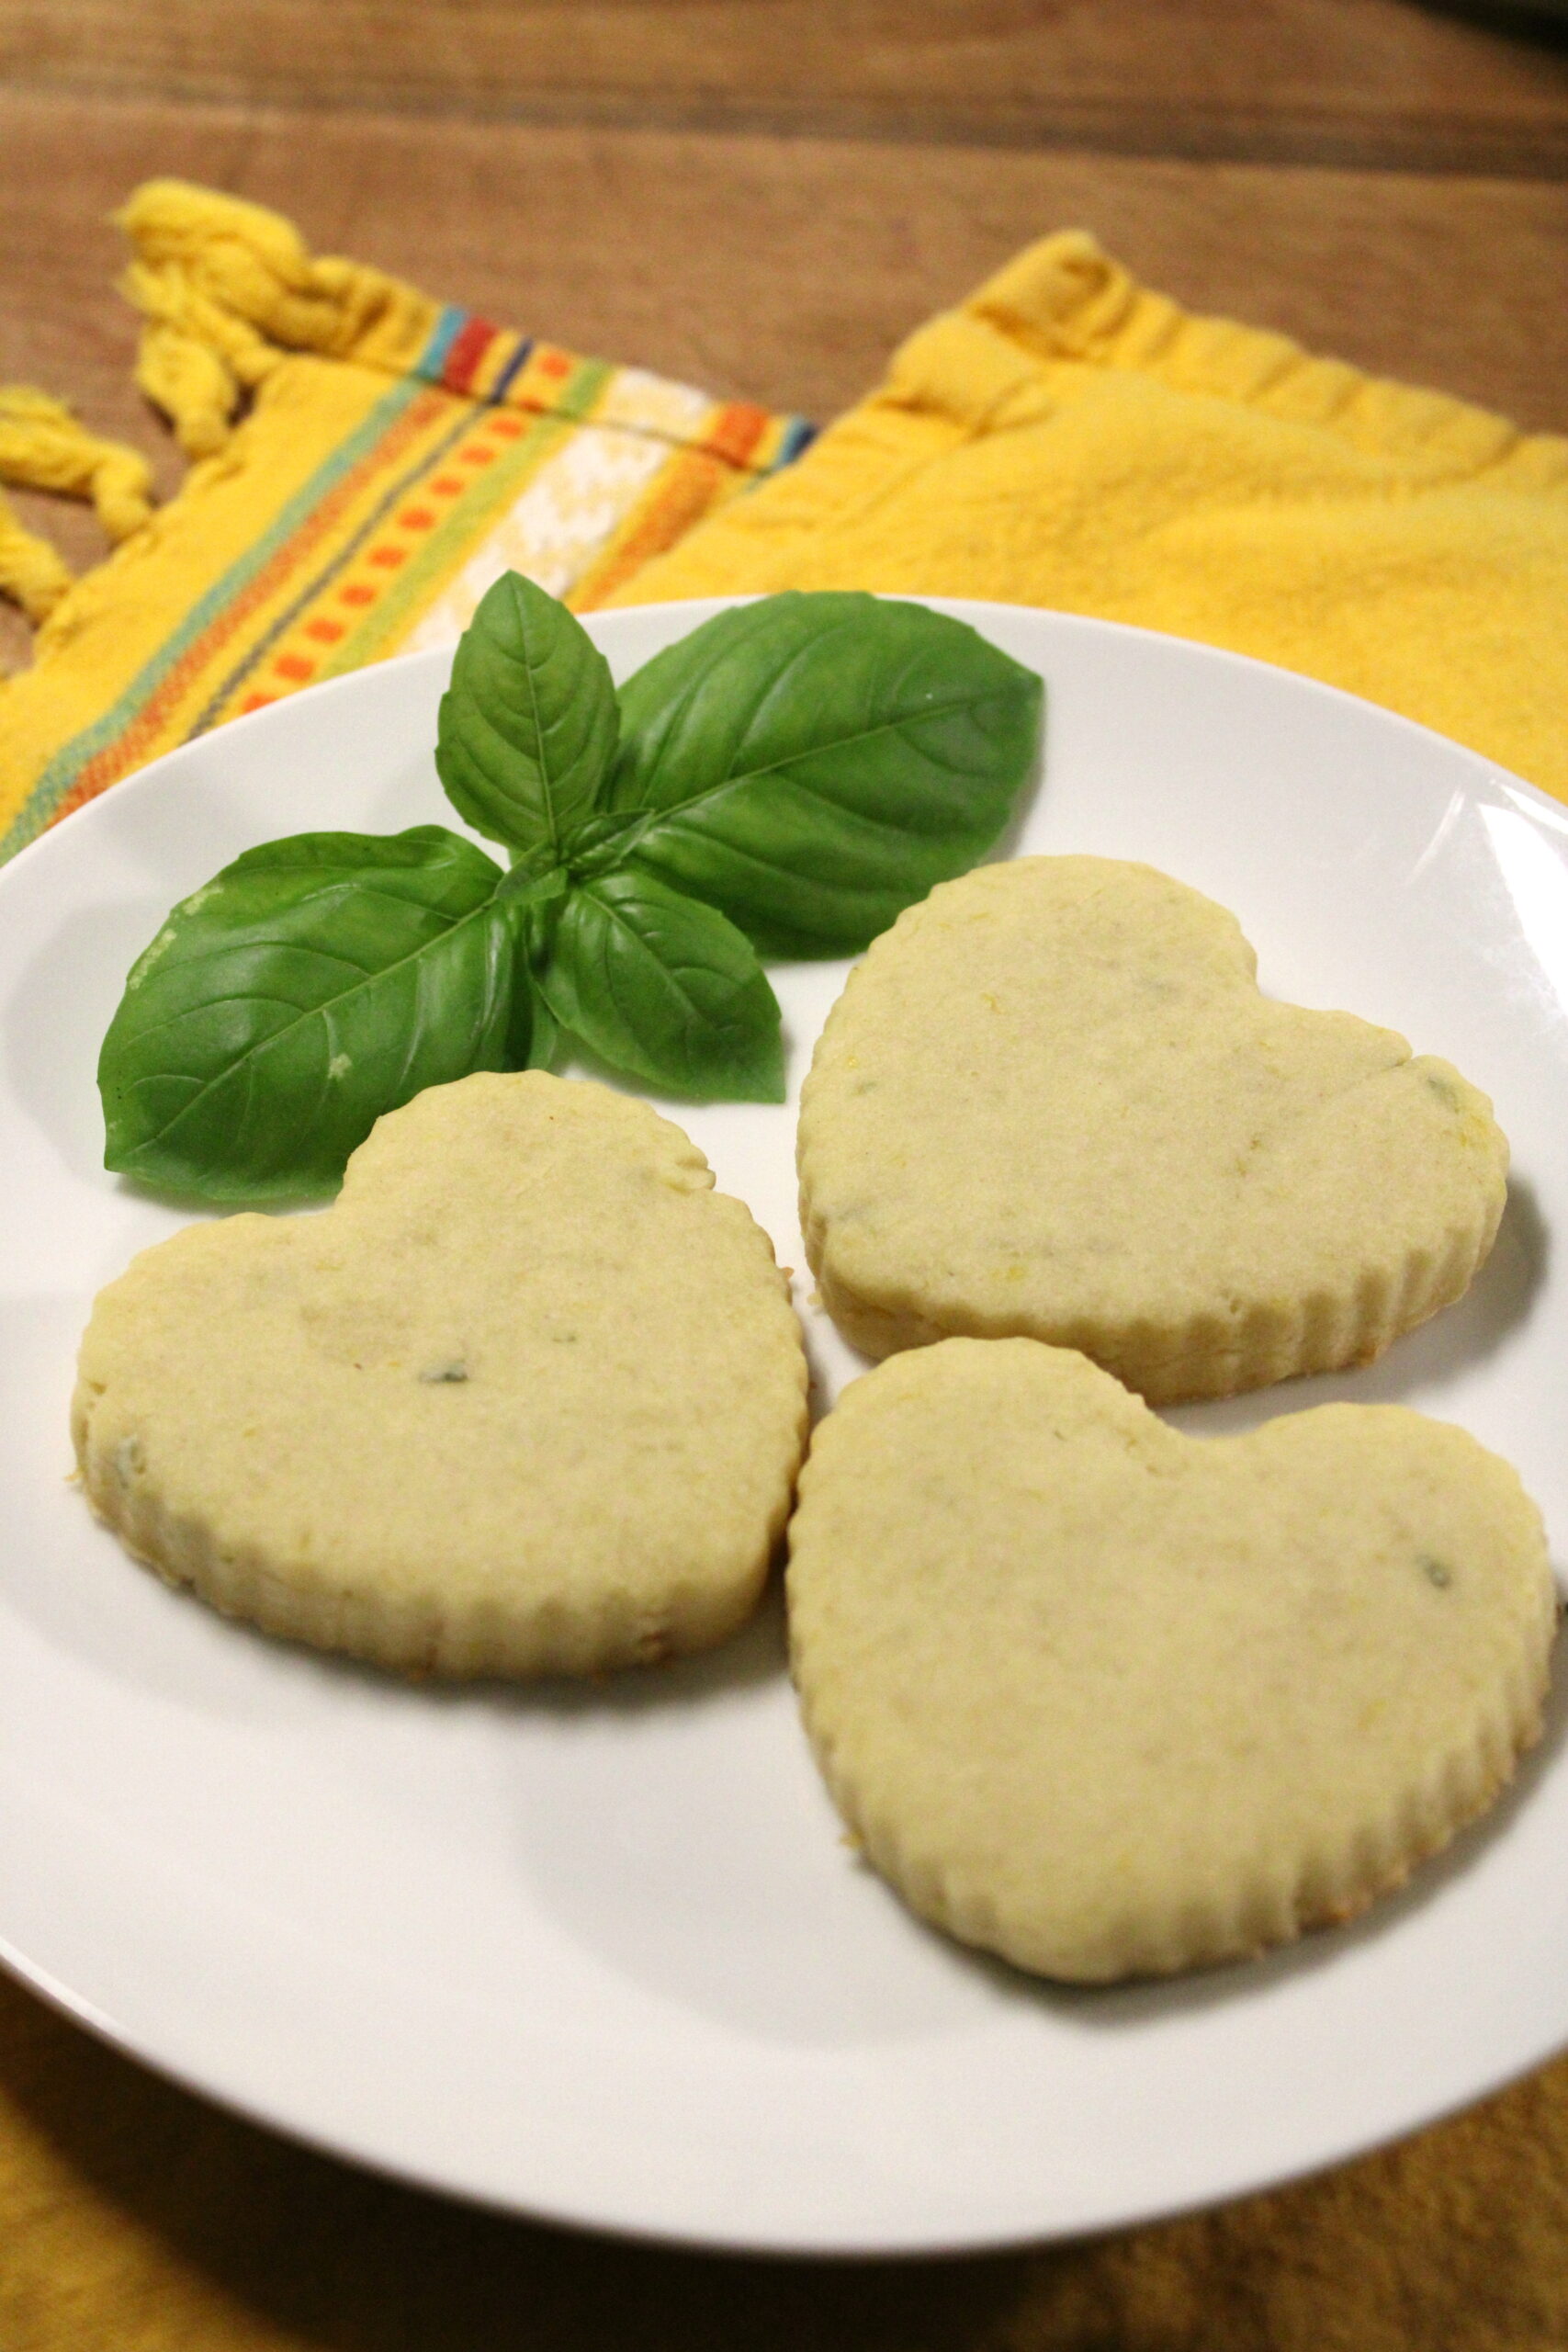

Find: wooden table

[4,0,1568,669]
[4,6,1568,2344]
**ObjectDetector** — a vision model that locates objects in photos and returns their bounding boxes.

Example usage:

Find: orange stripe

[570,451,734,611]
[699,401,772,469]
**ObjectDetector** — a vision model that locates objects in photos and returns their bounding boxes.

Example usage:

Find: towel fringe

[2,178,441,628]
[116,180,444,458]
[0,386,155,625]
[121,262,284,458]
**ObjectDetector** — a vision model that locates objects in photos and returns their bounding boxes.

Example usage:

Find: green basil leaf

[524,987,560,1071]
[538,868,784,1102]
[609,592,1043,956]
[99,827,515,1201]
[504,968,536,1070]
[435,571,618,856]
[503,963,561,1072]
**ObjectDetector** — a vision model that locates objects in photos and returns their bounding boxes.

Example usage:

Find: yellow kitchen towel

[611,230,1568,805]
[6,201,1566,866]
[0,180,811,863]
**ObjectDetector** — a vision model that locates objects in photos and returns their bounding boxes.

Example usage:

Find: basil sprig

[99,578,1043,1199]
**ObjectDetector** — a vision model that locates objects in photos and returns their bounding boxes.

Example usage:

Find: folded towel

[0,180,810,864]
[610,230,1568,805]
[6,200,1563,875]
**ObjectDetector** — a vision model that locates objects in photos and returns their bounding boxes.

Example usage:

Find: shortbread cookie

[787,1339,1555,1983]
[74,1072,807,1676]
[797,857,1508,1402]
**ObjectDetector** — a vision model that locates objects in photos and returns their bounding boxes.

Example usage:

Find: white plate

[3,599,1568,2256]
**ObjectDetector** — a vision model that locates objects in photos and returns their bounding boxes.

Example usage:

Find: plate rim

[11,595,1568,884]
[4,594,1566,2256]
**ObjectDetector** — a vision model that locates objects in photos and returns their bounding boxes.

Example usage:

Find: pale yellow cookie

[74,1071,807,1676]
[787,1339,1555,1983]
[797,857,1508,1402]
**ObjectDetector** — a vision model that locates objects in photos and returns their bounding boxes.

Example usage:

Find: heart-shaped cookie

[797,856,1508,1401]
[787,1339,1554,1982]
[74,1072,807,1676]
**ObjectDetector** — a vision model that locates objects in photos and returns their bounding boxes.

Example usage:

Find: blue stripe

[486,336,535,404]
[413,306,468,383]
[775,416,818,469]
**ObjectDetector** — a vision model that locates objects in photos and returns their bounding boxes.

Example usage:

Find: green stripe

[317,402,593,672]
[3,372,425,863]
[532,357,614,427]
[190,401,483,723]
[344,356,611,637]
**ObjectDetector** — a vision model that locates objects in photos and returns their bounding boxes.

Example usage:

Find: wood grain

[3,0,1568,173]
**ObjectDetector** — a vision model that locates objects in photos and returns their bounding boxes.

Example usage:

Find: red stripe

[443,316,500,395]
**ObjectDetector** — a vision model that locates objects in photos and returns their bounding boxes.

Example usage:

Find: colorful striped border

[14,376,436,850]
[3,307,814,862]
